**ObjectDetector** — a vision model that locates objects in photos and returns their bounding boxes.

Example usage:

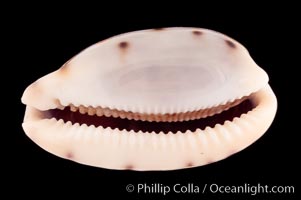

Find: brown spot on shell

[186,162,194,167]
[125,165,134,170]
[192,30,203,36]
[119,41,129,49]
[118,41,130,62]
[153,28,165,31]
[225,39,236,48]
[66,152,73,159]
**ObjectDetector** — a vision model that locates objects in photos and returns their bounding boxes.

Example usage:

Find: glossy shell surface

[21,28,277,170]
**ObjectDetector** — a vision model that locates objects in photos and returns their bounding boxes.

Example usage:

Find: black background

[8,7,298,199]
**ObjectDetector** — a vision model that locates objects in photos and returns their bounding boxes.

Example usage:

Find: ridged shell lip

[23,88,260,134]
[22,85,277,170]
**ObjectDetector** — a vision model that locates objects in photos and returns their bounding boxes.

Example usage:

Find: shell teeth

[125,113,132,120]
[103,108,111,117]
[112,110,119,118]
[141,115,147,121]
[133,113,139,121]
[96,107,104,116]
[87,106,96,116]
[119,112,127,119]
[70,104,78,112]
[64,95,249,122]
[79,105,87,114]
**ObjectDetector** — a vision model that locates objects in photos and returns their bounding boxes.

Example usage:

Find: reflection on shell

[21,27,277,171]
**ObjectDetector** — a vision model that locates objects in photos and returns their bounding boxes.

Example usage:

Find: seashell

[21,27,277,171]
